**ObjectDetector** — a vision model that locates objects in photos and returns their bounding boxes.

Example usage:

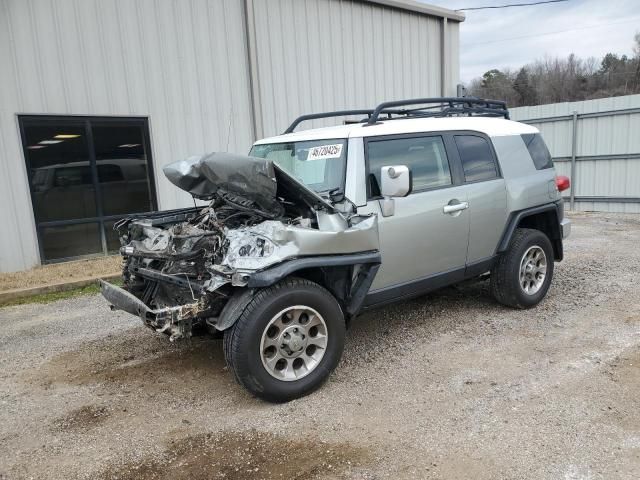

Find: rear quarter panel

[491,134,560,212]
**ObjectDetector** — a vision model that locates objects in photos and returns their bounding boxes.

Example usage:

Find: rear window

[454,135,499,182]
[522,133,553,170]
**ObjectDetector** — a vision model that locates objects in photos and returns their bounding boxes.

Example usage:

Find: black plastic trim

[214,288,257,331]
[496,203,561,256]
[247,252,381,288]
[362,266,466,309]
[464,256,497,277]
[346,264,380,316]
[133,267,205,292]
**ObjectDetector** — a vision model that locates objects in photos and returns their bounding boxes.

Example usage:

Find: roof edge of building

[363,0,465,22]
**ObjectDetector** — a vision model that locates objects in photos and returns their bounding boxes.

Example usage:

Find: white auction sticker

[306,144,343,161]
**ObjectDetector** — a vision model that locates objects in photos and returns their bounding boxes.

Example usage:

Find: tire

[223,277,345,403]
[491,228,554,309]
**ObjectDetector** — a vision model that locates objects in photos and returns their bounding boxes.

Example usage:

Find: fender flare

[214,251,381,331]
[246,251,381,288]
[496,203,562,258]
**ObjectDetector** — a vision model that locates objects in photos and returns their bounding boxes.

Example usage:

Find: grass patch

[0,279,123,308]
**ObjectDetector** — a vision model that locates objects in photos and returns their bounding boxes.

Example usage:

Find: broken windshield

[250,139,347,195]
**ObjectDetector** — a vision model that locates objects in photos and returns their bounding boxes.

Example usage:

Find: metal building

[0,0,463,273]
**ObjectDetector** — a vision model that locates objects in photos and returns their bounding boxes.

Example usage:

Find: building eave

[363,0,465,22]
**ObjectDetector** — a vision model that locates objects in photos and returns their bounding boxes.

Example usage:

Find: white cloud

[424,0,640,82]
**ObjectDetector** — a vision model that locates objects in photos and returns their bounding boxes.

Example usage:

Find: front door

[359,133,470,301]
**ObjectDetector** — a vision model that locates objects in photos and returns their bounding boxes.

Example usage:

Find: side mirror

[379,165,411,217]
[380,165,411,197]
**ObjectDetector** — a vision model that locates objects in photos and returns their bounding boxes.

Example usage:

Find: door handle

[443,201,469,214]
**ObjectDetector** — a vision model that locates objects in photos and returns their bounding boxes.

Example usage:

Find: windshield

[250,139,347,195]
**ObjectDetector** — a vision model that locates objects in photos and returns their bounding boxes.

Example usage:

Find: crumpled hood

[163,152,280,214]
[163,152,335,214]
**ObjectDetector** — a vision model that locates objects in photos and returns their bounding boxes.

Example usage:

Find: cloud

[424,0,640,82]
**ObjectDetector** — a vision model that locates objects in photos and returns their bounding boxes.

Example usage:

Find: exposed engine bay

[100,152,380,341]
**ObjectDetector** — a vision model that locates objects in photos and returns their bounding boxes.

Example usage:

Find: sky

[424,0,640,83]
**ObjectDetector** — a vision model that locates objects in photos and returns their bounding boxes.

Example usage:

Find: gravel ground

[0,256,120,291]
[0,212,639,479]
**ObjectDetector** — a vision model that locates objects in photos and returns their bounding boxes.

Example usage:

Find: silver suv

[101,98,571,402]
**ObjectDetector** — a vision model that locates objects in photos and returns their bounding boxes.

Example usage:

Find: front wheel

[490,228,554,309]
[223,278,345,403]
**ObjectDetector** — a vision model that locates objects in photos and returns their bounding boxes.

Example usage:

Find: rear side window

[522,133,553,170]
[366,135,451,196]
[454,135,499,182]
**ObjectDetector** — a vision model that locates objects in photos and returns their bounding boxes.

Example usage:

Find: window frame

[450,131,503,185]
[18,114,158,264]
[363,132,462,200]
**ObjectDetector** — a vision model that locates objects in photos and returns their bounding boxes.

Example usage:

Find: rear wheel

[491,228,554,309]
[223,277,345,403]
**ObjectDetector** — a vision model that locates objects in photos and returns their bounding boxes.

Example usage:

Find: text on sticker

[307,144,343,161]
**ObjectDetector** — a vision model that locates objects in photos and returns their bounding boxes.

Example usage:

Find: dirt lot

[1,212,639,479]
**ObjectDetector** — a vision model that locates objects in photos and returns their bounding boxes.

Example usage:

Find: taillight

[555,175,570,192]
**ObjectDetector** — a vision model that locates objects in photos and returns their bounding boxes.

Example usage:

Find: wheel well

[293,266,351,308]
[287,264,379,323]
[516,210,562,260]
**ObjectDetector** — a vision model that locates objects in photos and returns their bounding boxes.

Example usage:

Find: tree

[633,32,640,91]
[466,33,640,106]
[513,67,537,106]
[476,69,518,106]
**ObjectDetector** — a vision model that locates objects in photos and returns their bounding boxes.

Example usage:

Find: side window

[521,133,554,170]
[454,135,499,182]
[367,136,451,196]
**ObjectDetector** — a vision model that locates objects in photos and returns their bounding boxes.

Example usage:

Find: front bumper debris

[99,280,201,341]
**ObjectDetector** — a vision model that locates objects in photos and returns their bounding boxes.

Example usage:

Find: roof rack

[283,97,509,133]
[283,109,375,134]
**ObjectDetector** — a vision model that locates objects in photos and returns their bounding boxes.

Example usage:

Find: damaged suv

[101,98,571,402]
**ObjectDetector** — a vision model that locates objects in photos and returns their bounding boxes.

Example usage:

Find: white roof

[254,117,540,145]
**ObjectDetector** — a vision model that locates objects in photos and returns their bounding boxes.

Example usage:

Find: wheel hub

[259,305,328,381]
[279,326,307,356]
[519,245,547,295]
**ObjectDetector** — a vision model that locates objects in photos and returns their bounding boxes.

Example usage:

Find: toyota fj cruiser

[101,98,571,402]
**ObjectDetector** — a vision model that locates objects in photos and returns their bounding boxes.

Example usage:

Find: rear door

[449,133,508,268]
[358,133,470,298]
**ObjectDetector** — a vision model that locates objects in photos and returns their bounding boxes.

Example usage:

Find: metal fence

[510,94,640,213]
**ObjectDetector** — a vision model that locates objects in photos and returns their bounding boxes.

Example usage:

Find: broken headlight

[234,236,275,258]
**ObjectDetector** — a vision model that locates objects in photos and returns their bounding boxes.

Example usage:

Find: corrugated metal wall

[0,0,255,272]
[0,0,461,272]
[248,0,459,137]
[511,94,640,213]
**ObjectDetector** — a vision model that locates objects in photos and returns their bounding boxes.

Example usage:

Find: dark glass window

[367,136,451,196]
[92,124,154,216]
[454,135,499,182]
[522,133,554,170]
[24,123,96,222]
[20,116,156,262]
[104,220,122,254]
[41,224,102,260]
